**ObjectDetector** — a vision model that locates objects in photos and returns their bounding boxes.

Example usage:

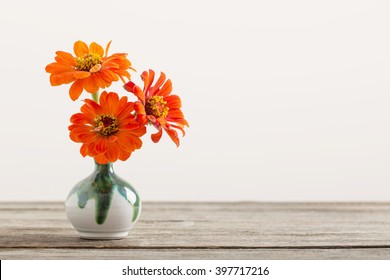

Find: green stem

[91,91,100,104]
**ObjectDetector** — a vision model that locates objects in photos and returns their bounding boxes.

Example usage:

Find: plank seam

[2,245,390,250]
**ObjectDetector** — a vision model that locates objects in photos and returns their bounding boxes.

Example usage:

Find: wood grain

[1,202,390,259]
[2,248,390,260]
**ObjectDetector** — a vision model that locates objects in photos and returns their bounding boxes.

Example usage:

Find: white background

[0,0,389,201]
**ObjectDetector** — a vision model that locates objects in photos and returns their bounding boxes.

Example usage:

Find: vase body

[65,162,141,240]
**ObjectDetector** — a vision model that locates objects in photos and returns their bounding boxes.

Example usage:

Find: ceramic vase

[65,161,141,239]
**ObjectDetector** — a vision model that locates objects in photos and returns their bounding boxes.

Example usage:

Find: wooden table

[1,202,390,259]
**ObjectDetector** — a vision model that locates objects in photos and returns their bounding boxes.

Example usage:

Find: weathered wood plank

[2,248,390,260]
[1,202,390,249]
[1,202,390,260]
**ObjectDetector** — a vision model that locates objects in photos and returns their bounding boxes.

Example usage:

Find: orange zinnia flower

[46,41,133,101]
[69,91,146,164]
[123,70,189,146]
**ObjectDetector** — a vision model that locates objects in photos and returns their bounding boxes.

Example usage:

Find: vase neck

[94,162,114,173]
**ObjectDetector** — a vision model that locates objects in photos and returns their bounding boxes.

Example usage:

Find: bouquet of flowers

[46,40,188,164]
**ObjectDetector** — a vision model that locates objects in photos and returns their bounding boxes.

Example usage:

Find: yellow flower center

[94,115,119,136]
[145,96,169,118]
[75,53,102,71]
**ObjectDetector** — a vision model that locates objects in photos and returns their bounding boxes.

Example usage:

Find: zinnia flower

[46,41,133,101]
[123,70,189,146]
[69,91,146,164]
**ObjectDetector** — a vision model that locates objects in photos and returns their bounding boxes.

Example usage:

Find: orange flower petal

[133,101,145,115]
[100,69,119,83]
[55,51,75,66]
[118,149,131,161]
[164,127,180,147]
[105,92,119,115]
[84,98,103,114]
[69,79,84,101]
[169,124,186,136]
[69,128,96,143]
[104,40,112,58]
[74,71,91,79]
[83,76,99,93]
[167,108,184,119]
[133,102,147,124]
[124,81,145,103]
[74,41,89,57]
[89,64,102,73]
[89,42,104,57]
[123,81,135,92]
[108,135,118,142]
[121,122,142,131]
[70,113,89,124]
[69,126,97,142]
[157,79,172,97]
[95,138,108,154]
[150,72,166,96]
[46,63,74,74]
[50,72,76,86]
[117,132,143,152]
[135,85,146,104]
[166,117,189,127]
[99,91,108,105]
[164,95,181,108]
[103,61,120,69]
[115,95,129,113]
[93,73,108,88]
[116,101,135,122]
[151,129,163,143]
[133,126,147,137]
[147,115,158,124]
[105,142,120,162]
[79,105,95,123]
[94,153,109,164]
[114,70,130,81]
[141,70,155,98]
[80,144,88,157]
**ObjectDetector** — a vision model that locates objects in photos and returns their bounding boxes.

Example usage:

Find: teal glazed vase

[65,161,141,239]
